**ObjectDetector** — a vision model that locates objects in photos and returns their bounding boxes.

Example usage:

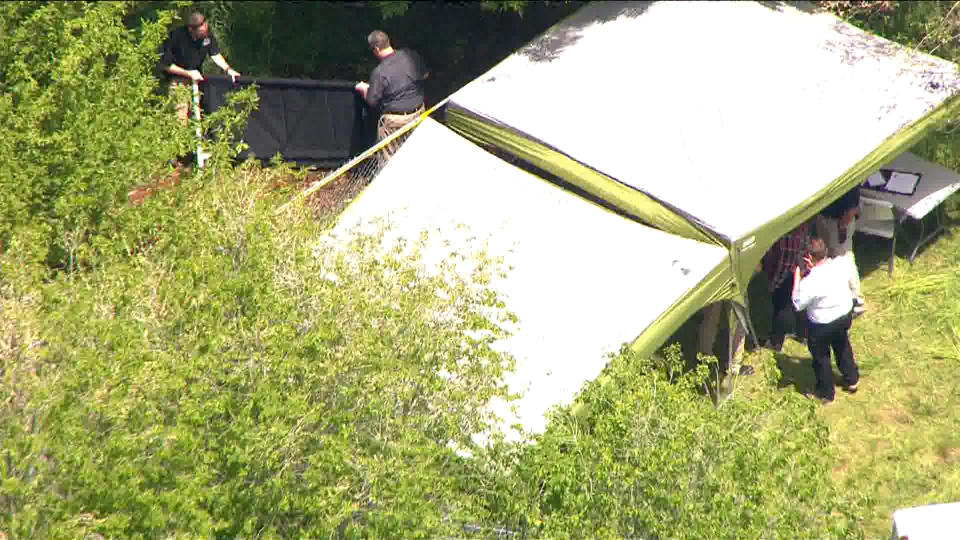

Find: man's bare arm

[211,53,240,82]
[167,63,203,82]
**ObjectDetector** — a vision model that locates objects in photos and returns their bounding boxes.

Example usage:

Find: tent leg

[717,301,752,403]
[733,297,759,351]
[889,228,896,277]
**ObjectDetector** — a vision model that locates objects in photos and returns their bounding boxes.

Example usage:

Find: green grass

[735,208,960,538]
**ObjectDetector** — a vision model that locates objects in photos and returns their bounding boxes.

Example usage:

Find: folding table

[858,152,960,275]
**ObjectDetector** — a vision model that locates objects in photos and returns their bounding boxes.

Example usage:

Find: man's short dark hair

[188,12,206,28]
[808,236,827,262]
[367,30,391,51]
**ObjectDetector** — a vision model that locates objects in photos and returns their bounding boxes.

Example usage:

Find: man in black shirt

[355,30,429,165]
[159,12,240,125]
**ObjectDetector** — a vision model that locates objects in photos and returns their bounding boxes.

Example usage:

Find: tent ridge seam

[446,103,727,245]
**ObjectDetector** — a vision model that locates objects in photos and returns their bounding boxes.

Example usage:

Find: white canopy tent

[446,0,960,296]
[334,118,729,437]
[323,0,960,440]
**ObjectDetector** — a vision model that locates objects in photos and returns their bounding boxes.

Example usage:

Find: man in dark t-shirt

[355,30,429,165]
[158,12,240,125]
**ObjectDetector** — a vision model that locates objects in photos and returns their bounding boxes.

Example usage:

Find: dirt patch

[128,164,371,220]
[937,444,960,464]
[127,165,184,206]
[279,168,374,220]
[831,455,852,477]
[877,406,914,426]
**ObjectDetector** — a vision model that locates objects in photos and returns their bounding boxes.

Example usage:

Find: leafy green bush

[0,1,190,267]
[1,6,867,537]
[2,178,864,540]
[0,158,517,539]
[489,347,866,540]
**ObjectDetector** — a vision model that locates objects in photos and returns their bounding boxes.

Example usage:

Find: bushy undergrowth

[0,1,196,268]
[469,347,862,540]
[0,4,863,539]
[0,116,862,538]
[1,224,865,539]
[1,167,862,538]
[0,160,519,539]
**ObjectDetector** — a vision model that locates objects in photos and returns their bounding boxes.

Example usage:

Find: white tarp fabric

[449,0,958,243]
[334,118,729,437]
[891,502,960,540]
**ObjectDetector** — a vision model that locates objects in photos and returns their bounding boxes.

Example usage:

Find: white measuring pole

[191,80,210,168]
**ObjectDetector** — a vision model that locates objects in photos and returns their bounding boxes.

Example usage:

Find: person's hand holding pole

[186,69,204,82]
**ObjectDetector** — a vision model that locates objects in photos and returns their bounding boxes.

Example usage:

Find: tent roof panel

[450,0,958,241]
[334,118,729,437]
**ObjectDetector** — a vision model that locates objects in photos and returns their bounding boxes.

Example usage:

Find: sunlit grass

[737,208,960,538]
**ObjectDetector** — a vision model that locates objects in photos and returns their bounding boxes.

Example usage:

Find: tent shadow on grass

[663,271,775,371]
[663,208,960,394]
[773,351,859,396]
[746,273,816,396]
[853,219,956,281]
[773,352,817,395]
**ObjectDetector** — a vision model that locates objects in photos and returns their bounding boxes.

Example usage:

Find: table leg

[889,226,896,277]
[908,206,946,263]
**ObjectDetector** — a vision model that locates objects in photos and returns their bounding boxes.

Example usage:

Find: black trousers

[806,311,858,401]
[770,279,806,351]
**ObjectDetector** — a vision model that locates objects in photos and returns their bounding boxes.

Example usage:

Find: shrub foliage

[1,163,518,539]
[499,349,864,540]
[2,2,864,539]
[0,1,188,267]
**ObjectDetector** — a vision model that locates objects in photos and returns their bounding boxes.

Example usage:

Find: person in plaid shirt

[762,220,811,351]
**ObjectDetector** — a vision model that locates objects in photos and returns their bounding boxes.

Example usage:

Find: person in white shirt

[792,236,859,404]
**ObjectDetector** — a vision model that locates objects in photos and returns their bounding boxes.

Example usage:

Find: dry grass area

[126,161,371,220]
[295,170,373,221]
[127,165,183,206]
